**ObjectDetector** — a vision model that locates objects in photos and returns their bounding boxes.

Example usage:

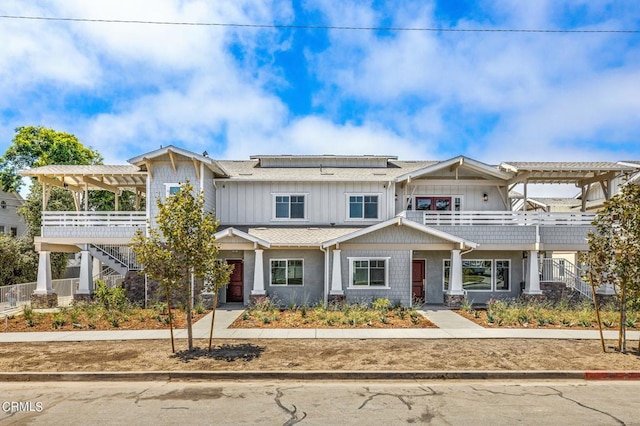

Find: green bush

[94,280,130,311]
[371,298,391,311]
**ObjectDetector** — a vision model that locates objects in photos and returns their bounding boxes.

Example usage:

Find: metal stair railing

[91,244,142,273]
[541,258,593,301]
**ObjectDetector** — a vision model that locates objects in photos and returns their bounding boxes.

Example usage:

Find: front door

[412,259,426,302]
[226,259,244,303]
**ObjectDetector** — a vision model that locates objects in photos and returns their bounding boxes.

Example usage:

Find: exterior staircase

[88,244,141,276]
[541,258,593,301]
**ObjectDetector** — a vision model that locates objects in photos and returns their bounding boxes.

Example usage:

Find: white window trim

[270,259,304,286]
[347,257,391,289]
[271,193,308,221]
[345,193,382,221]
[443,259,494,292]
[164,183,182,198]
[495,259,511,292]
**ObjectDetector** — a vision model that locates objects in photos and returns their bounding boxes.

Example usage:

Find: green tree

[0,126,102,193]
[0,235,38,286]
[131,182,232,352]
[585,183,640,353]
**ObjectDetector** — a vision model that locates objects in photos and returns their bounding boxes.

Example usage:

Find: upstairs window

[348,195,379,219]
[164,183,181,198]
[274,195,306,219]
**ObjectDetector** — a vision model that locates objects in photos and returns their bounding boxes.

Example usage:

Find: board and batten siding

[216,180,392,226]
[396,182,508,213]
[148,156,200,228]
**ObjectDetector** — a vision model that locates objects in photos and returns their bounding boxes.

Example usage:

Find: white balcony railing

[42,211,147,227]
[404,210,596,226]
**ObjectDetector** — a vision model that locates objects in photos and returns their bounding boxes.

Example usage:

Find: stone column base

[73,293,94,303]
[595,293,616,308]
[31,293,58,309]
[443,293,465,308]
[201,293,218,309]
[522,293,546,302]
[249,294,268,306]
[328,294,346,307]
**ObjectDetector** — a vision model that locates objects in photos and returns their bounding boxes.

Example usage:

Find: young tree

[131,182,232,352]
[585,183,640,353]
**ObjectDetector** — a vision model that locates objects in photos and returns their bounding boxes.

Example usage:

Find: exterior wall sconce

[483,193,488,202]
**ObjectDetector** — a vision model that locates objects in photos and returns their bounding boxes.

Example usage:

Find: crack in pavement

[274,387,307,426]
[358,386,439,411]
[547,387,627,426]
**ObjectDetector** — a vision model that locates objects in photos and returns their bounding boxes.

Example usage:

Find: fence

[1,278,78,315]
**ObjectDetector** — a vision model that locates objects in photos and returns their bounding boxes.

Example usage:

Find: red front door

[226,260,244,303]
[412,259,425,302]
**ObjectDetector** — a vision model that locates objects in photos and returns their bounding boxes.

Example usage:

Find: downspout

[320,245,329,307]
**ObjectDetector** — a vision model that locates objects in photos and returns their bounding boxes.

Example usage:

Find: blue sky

[1,0,640,172]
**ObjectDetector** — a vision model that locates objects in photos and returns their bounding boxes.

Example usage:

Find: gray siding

[0,191,26,237]
[262,249,324,306]
[217,180,391,226]
[434,225,537,245]
[42,226,143,239]
[349,225,450,245]
[341,249,412,306]
[203,167,216,215]
[415,250,523,304]
[539,226,591,248]
[396,182,508,213]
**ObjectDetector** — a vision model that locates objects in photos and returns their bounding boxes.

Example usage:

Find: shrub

[94,280,130,311]
[371,298,391,311]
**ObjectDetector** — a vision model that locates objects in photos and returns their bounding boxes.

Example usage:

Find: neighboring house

[19,147,640,308]
[0,190,26,238]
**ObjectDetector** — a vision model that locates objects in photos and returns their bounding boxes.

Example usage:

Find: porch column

[34,251,53,295]
[330,249,343,295]
[524,250,542,295]
[447,249,464,295]
[251,249,265,295]
[77,247,94,295]
[92,257,102,280]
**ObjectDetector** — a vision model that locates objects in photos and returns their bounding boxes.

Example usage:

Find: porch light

[483,193,488,202]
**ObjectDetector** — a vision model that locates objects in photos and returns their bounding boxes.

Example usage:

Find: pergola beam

[578,171,617,187]
[38,175,82,192]
[81,176,119,193]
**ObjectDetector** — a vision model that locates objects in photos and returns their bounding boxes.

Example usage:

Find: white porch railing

[404,210,596,226]
[541,258,593,301]
[42,211,147,227]
[1,278,78,315]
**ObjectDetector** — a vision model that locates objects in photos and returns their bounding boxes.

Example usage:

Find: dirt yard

[0,339,638,372]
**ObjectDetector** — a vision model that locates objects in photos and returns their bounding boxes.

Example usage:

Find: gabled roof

[214,227,271,248]
[128,145,229,177]
[321,216,478,249]
[249,227,361,246]
[395,156,512,182]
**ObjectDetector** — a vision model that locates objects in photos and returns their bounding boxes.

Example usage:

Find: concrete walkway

[0,304,638,343]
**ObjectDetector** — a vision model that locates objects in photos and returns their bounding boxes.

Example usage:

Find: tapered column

[34,251,53,295]
[330,249,343,295]
[447,249,464,295]
[524,250,542,295]
[77,248,93,295]
[251,249,265,295]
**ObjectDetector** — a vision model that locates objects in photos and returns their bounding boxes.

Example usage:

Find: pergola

[500,162,639,212]
[19,165,147,211]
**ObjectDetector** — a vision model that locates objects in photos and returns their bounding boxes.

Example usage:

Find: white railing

[1,278,78,315]
[42,211,147,227]
[92,244,142,271]
[404,210,596,226]
[541,258,593,301]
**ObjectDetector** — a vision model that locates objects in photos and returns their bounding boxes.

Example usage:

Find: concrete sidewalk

[0,304,639,343]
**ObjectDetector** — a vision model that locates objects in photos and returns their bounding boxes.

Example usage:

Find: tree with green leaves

[584,183,640,353]
[0,235,38,286]
[131,182,232,352]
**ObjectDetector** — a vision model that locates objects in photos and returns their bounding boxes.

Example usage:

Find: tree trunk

[208,292,219,352]
[167,291,175,354]
[186,278,193,351]
[589,271,606,353]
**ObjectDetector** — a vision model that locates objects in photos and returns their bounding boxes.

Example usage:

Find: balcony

[404,210,596,227]
[41,211,147,239]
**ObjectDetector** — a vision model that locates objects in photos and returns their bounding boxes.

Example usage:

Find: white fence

[1,278,79,315]
[404,210,596,226]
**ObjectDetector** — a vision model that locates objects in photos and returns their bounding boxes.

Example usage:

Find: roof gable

[128,145,228,177]
[395,156,512,182]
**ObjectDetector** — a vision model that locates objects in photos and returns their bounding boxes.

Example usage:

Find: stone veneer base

[73,293,94,303]
[30,293,58,309]
[443,294,465,308]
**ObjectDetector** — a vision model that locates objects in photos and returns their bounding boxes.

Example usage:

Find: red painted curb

[585,371,640,380]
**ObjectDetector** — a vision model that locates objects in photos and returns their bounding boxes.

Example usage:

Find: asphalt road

[2,380,639,425]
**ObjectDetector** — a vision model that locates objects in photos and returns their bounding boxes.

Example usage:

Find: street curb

[2,370,638,382]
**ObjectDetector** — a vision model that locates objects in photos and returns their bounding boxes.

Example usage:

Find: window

[496,260,510,291]
[274,195,305,219]
[349,258,389,288]
[408,196,462,211]
[270,259,303,286]
[348,195,378,219]
[443,259,493,291]
[165,183,181,198]
[9,227,17,237]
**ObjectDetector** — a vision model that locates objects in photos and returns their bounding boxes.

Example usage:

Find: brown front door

[412,259,425,302]
[226,260,244,303]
